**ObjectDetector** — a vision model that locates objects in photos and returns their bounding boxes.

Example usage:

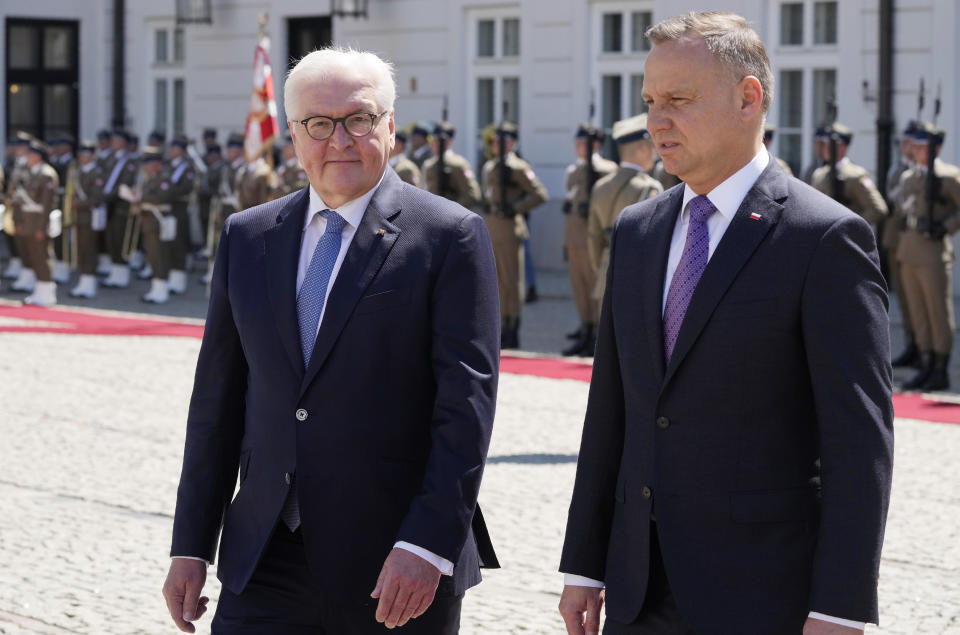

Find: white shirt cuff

[172,556,211,565]
[808,612,866,630]
[563,573,605,588]
[394,541,454,576]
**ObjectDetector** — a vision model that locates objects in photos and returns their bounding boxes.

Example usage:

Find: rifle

[925,83,943,238]
[438,96,450,198]
[825,97,844,204]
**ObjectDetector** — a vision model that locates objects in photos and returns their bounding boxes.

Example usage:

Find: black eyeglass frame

[294,111,390,141]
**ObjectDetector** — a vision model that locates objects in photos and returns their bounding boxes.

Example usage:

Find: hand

[370,547,442,629]
[803,617,864,634]
[558,585,604,635]
[162,558,209,633]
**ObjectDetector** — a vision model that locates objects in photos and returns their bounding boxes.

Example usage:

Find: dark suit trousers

[603,526,696,635]
[212,522,463,635]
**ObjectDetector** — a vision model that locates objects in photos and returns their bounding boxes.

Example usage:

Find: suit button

[285,472,292,485]
[656,416,670,429]
[641,486,652,499]
[295,408,308,421]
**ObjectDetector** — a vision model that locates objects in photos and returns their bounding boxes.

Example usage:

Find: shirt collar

[304,169,387,233]
[681,149,769,222]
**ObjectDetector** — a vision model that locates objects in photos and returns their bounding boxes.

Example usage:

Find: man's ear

[739,75,764,121]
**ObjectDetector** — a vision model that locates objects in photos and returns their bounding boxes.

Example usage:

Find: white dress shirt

[564,148,865,630]
[177,169,455,576]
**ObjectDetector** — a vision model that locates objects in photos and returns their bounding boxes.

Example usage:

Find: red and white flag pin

[749,212,763,221]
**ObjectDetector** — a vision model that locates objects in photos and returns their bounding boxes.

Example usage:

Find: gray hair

[284,47,397,120]
[646,12,774,114]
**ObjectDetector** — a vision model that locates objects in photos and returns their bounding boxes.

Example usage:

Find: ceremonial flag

[244,35,279,162]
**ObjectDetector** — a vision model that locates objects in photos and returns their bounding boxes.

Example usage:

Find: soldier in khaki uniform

[407,122,433,171]
[481,121,548,349]
[561,123,617,356]
[2,132,32,283]
[588,115,663,322]
[896,123,960,390]
[204,135,246,285]
[885,120,921,367]
[423,121,481,210]
[388,131,421,187]
[811,123,888,227]
[274,133,309,197]
[68,141,107,298]
[762,123,794,176]
[164,137,196,294]
[12,140,59,306]
[236,154,273,211]
[100,130,139,288]
[801,127,827,185]
[135,147,176,304]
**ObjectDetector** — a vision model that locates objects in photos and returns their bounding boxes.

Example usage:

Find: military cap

[912,121,946,144]
[226,133,245,148]
[148,130,166,144]
[127,134,139,146]
[411,122,432,137]
[763,122,776,142]
[496,121,519,139]
[395,130,408,143]
[78,139,97,153]
[96,129,112,141]
[434,121,456,138]
[28,138,50,159]
[814,125,828,140]
[903,120,920,137]
[575,123,595,139]
[141,145,164,163]
[825,123,853,145]
[13,131,34,146]
[170,136,189,149]
[53,134,75,148]
[205,144,222,156]
[111,129,130,141]
[612,114,651,145]
[203,127,217,139]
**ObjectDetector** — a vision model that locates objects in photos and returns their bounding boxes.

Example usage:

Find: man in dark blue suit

[162,48,500,633]
[558,12,894,635]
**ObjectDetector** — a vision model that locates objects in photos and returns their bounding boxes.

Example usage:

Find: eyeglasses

[295,111,389,141]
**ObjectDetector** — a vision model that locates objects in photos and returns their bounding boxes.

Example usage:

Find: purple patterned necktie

[663,195,717,362]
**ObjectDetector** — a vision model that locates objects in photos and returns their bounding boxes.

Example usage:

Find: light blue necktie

[282,208,346,531]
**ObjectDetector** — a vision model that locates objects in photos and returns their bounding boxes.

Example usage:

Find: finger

[394,590,422,628]
[182,581,202,621]
[411,588,436,619]
[385,588,413,629]
[584,594,603,634]
[375,576,399,623]
[371,568,386,599]
[162,585,193,633]
[559,608,586,635]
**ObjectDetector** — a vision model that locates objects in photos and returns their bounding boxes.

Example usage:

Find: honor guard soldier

[2,132,32,283]
[201,128,218,152]
[164,136,196,294]
[423,121,482,209]
[49,135,76,283]
[801,127,827,185]
[587,114,663,332]
[896,122,960,390]
[100,129,139,288]
[136,146,176,304]
[481,121,549,349]
[236,150,273,211]
[562,123,617,356]
[885,120,921,368]
[12,139,59,306]
[389,130,422,186]
[148,130,167,149]
[197,144,223,250]
[811,123,888,227]
[274,132,309,197]
[762,123,794,176]
[95,130,113,169]
[203,134,245,283]
[68,140,107,298]
[407,122,433,171]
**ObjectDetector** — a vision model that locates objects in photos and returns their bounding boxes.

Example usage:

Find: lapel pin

[749,212,762,221]
[376,229,386,237]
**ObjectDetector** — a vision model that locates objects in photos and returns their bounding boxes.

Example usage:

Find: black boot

[923,353,950,391]
[500,319,510,349]
[891,340,921,368]
[581,323,596,357]
[562,324,588,356]
[510,317,521,349]
[903,352,934,390]
[525,285,538,303]
[566,326,582,340]
[562,323,596,356]
[502,318,519,350]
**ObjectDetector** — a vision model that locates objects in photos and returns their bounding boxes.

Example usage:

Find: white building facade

[3,0,959,270]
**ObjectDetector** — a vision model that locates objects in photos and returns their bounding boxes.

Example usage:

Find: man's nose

[327,122,355,150]
[647,106,670,135]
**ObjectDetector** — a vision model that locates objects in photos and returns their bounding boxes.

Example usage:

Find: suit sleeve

[801,214,894,623]
[559,218,626,580]
[394,212,500,562]
[170,217,248,562]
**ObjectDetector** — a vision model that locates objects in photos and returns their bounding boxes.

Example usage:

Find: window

[812,69,836,126]
[778,70,803,174]
[8,25,38,69]
[477,78,494,130]
[813,1,837,45]
[173,79,185,135]
[502,18,520,57]
[780,3,803,45]
[631,12,652,52]
[477,20,494,58]
[602,75,622,133]
[630,74,647,115]
[43,25,73,69]
[602,13,623,53]
[154,79,168,132]
[155,29,168,63]
[173,27,185,62]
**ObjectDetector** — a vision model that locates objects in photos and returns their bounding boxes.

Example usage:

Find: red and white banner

[244,36,279,162]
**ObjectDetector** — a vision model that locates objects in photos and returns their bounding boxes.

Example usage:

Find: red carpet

[2,303,959,425]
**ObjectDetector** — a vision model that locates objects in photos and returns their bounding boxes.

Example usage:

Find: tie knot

[689,196,716,224]
[320,209,347,235]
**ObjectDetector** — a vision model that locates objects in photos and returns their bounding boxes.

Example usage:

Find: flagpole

[257,12,275,170]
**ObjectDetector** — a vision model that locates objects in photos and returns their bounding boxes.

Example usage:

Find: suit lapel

[264,188,310,376]
[661,162,787,388]
[299,171,403,397]
[642,188,684,384]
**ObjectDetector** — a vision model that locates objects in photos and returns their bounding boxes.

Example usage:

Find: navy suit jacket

[560,158,894,632]
[171,169,500,602]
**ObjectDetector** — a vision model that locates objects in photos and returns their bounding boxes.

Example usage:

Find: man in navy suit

[558,12,893,635]
[162,48,500,633]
